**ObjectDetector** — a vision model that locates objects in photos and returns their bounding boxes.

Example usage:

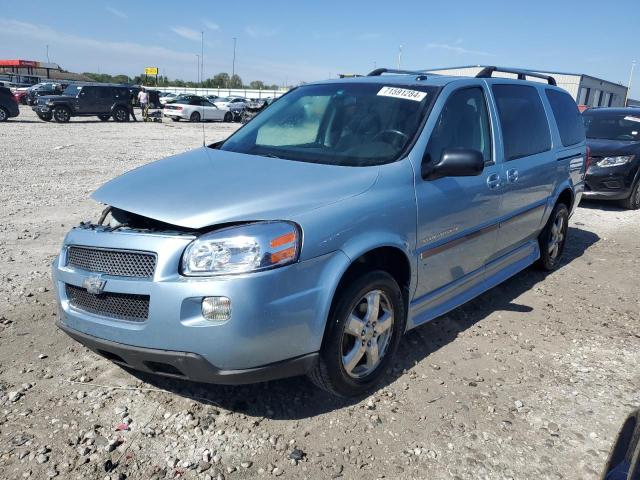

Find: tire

[308,270,405,397]
[97,114,111,121]
[0,107,8,122]
[53,106,71,123]
[112,107,128,122]
[537,202,569,271]
[171,117,181,122]
[190,111,201,122]
[37,113,53,122]
[619,179,640,210]
[224,112,232,123]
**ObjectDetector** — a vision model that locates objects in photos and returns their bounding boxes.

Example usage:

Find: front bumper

[58,321,318,384]
[53,226,349,377]
[32,104,52,114]
[584,162,638,200]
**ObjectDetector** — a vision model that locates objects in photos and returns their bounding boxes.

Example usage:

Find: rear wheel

[0,107,8,122]
[308,271,405,397]
[190,111,201,122]
[537,202,569,271]
[619,179,640,210]
[112,107,128,122]
[97,114,111,121]
[53,106,71,123]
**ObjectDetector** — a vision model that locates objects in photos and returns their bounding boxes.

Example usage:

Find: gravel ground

[0,107,639,480]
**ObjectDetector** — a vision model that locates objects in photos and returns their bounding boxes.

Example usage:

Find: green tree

[249,80,265,90]
[229,74,243,88]
[212,72,230,88]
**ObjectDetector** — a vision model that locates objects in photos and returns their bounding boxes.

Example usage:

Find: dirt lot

[0,107,638,480]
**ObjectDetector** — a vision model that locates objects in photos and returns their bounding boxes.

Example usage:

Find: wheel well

[556,188,573,210]
[329,247,411,322]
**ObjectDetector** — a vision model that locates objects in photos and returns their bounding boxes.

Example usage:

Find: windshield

[63,85,82,96]
[583,113,640,141]
[219,83,436,166]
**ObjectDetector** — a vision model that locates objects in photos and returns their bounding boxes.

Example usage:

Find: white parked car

[159,92,179,105]
[214,96,249,111]
[162,95,233,122]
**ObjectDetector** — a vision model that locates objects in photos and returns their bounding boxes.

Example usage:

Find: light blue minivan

[53,67,586,396]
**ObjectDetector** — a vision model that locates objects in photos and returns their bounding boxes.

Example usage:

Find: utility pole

[46,44,50,63]
[626,60,636,106]
[201,31,204,87]
[232,37,237,79]
[397,45,402,69]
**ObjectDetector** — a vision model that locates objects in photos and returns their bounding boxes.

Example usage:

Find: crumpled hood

[587,138,640,156]
[92,147,378,229]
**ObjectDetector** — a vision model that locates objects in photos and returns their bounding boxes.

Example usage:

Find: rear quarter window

[545,89,585,146]
[492,84,551,161]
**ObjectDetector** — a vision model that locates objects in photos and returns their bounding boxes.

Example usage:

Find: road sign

[144,67,158,75]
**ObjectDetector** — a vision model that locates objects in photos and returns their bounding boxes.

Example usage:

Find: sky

[0,0,638,97]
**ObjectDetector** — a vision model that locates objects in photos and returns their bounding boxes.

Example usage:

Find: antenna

[201,30,206,147]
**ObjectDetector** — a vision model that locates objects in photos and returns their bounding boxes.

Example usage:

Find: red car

[13,90,28,105]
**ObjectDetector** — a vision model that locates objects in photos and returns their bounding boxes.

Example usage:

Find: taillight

[585,146,591,172]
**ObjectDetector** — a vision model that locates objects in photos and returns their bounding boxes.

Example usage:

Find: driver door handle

[486,173,501,190]
[506,168,519,183]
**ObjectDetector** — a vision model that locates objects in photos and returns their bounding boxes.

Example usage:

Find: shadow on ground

[129,227,600,419]
[578,199,627,212]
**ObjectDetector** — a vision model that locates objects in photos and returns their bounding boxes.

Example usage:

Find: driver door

[413,84,503,309]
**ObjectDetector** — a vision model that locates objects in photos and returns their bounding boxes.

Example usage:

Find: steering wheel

[372,129,409,148]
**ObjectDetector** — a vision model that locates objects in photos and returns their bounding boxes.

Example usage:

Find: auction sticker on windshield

[377,86,427,102]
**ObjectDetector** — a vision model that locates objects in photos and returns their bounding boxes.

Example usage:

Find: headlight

[596,155,634,167]
[181,221,300,276]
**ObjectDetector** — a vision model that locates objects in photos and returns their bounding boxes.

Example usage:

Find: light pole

[46,44,50,63]
[196,54,200,84]
[626,60,636,106]
[232,37,237,79]
[200,31,204,88]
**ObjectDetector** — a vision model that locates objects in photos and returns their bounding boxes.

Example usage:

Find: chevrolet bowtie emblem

[83,275,106,295]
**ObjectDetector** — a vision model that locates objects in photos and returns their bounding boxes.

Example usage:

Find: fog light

[202,296,231,321]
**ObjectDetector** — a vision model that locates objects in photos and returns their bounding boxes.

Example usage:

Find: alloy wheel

[0,108,8,121]
[548,214,565,260]
[341,290,394,379]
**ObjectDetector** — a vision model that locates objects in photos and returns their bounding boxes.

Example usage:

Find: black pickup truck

[33,83,131,122]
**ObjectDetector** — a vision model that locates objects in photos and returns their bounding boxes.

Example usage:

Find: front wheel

[537,202,569,271]
[308,271,405,397]
[619,179,640,210]
[37,113,53,122]
[53,106,71,123]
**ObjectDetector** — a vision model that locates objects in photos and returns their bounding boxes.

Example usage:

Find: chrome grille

[65,284,149,322]
[67,246,156,278]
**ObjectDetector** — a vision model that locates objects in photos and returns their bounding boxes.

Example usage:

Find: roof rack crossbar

[476,66,557,86]
[367,68,427,77]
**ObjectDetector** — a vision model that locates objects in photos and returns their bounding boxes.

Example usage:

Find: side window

[424,87,492,165]
[492,84,551,161]
[545,89,585,147]
[80,87,96,99]
[97,88,113,100]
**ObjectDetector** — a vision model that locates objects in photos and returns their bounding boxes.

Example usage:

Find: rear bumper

[58,321,318,384]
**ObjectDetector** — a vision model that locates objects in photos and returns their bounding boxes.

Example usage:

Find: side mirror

[422,148,485,180]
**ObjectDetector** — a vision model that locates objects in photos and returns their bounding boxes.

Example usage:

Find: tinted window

[546,89,585,146]
[80,87,97,99]
[425,87,492,164]
[492,85,551,160]
[96,87,114,99]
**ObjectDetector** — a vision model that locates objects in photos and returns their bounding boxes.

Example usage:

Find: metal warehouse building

[424,65,628,108]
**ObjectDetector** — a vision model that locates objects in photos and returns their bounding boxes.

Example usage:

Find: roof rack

[367,68,428,79]
[476,66,557,86]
